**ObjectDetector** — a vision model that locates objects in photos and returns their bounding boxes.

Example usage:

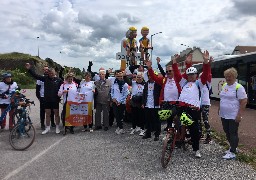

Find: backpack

[206,83,213,97]
[222,82,242,98]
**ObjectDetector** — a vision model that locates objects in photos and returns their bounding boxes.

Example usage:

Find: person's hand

[203,50,209,64]
[156,57,161,64]
[63,90,69,93]
[172,54,180,64]
[89,61,93,66]
[112,98,117,104]
[25,63,31,69]
[235,115,242,123]
[141,104,144,108]
[185,53,192,65]
[146,60,152,69]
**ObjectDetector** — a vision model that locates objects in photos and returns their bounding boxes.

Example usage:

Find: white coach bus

[193,52,256,108]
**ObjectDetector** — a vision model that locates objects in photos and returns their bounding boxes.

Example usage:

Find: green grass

[0,52,40,61]
[211,129,256,169]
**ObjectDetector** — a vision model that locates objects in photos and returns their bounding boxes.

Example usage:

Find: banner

[64,92,93,126]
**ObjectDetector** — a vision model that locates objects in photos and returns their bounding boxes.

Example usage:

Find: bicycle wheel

[9,121,35,151]
[161,128,177,168]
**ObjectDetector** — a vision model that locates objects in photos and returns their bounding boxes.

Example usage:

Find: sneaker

[119,128,125,134]
[56,126,60,134]
[195,151,202,158]
[135,126,141,132]
[139,130,145,136]
[225,148,239,154]
[223,152,236,160]
[130,129,135,135]
[42,127,50,135]
[115,127,120,134]
[89,128,93,133]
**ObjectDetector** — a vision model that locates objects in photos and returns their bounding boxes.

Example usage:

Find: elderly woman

[219,67,247,160]
[0,73,18,130]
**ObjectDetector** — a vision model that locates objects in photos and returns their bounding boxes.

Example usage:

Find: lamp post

[150,32,162,61]
[37,36,40,57]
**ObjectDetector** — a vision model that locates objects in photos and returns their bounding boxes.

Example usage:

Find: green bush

[0,69,36,89]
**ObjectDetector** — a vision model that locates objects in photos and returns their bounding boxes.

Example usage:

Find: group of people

[0,52,247,160]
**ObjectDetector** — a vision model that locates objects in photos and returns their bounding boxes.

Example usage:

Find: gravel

[0,89,255,180]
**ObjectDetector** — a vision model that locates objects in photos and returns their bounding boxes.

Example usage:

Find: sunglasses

[187,73,196,76]
[166,70,172,73]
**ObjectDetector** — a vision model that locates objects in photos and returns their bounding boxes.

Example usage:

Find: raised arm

[146,60,164,85]
[156,57,166,77]
[25,63,45,81]
[200,50,210,85]
[172,54,182,83]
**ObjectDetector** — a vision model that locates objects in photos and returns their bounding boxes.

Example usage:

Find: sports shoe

[119,128,125,134]
[89,128,93,133]
[130,128,135,135]
[135,126,141,132]
[225,148,239,154]
[139,130,145,136]
[115,127,120,134]
[223,152,236,160]
[42,127,50,135]
[56,126,60,134]
[195,151,202,158]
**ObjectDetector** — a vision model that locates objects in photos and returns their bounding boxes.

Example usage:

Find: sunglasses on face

[166,70,172,73]
[187,73,196,76]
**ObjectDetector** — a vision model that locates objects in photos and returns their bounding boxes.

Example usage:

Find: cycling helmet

[158,110,172,121]
[180,112,194,126]
[2,73,12,79]
[186,67,197,75]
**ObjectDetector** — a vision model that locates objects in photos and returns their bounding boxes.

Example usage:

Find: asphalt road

[0,90,255,180]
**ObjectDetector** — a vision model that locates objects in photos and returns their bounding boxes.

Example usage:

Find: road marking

[3,136,66,180]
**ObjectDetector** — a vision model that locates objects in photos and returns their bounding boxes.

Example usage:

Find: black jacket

[142,81,162,107]
[28,69,63,102]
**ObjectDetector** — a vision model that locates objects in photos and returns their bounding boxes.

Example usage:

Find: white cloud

[0,0,255,72]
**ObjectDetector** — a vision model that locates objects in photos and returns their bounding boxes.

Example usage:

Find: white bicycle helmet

[186,67,197,75]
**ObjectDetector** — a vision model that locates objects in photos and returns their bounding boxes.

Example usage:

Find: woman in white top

[79,72,95,132]
[130,72,145,135]
[58,73,78,134]
[0,73,18,130]
[219,67,247,160]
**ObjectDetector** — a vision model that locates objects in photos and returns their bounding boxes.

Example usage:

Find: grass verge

[211,129,256,169]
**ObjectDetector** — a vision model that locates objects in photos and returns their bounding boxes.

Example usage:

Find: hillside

[0,52,63,74]
[0,52,73,88]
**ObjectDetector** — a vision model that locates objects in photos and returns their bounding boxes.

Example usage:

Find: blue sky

[0,0,255,71]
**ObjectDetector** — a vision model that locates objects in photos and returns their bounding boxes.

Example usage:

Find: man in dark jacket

[25,63,63,135]
[36,65,55,130]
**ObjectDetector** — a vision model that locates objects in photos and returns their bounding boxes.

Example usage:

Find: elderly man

[94,68,112,131]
